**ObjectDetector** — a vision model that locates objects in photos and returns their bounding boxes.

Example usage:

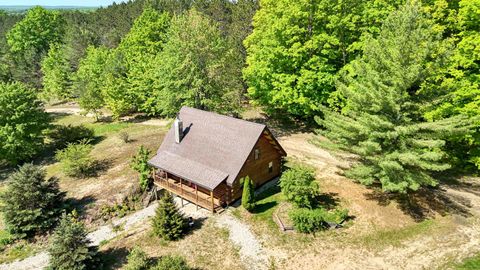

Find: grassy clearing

[0,240,43,264]
[454,254,480,270]
[351,218,452,250]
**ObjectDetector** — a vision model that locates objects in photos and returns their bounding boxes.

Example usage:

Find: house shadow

[251,201,278,214]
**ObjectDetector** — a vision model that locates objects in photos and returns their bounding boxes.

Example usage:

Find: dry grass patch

[100,218,244,270]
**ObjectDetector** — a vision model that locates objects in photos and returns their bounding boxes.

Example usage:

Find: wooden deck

[153,174,223,212]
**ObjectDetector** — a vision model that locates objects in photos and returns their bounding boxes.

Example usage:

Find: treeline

[0,0,479,193]
[0,0,257,118]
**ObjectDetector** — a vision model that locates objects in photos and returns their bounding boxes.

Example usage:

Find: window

[268,161,273,173]
[254,148,260,160]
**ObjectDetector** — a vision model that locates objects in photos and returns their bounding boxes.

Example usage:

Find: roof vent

[174,115,183,144]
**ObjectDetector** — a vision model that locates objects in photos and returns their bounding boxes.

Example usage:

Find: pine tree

[48,213,96,270]
[241,176,255,211]
[316,1,471,193]
[0,164,65,238]
[152,192,187,241]
[130,145,153,192]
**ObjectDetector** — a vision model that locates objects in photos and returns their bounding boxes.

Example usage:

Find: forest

[1,0,478,193]
[0,0,479,269]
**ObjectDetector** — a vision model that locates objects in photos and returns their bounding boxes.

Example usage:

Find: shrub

[56,139,95,177]
[0,82,50,164]
[47,124,94,149]
[151,193,186,241]
[119,131,130,143]
[125,246,149,270]
[151,255,190,270]
[289,208,349,234]
[130,145,152,191]
[0,164,65,238]
[241,176,255,212]
[279,165,319,208]
[48,213,97,270]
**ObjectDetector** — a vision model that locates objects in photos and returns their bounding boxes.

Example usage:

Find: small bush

[130,145,152,191]
[124,246,149,270]
[152,193,187,241]
[0,164,65,238]
[241,176,255,212]
[118,131,130,143]
[56,139,95,177]
[48,124,94,149]
[48,213,97,270]
[279,165,319,208]
[289,208,349,234]
[151,255,190,270]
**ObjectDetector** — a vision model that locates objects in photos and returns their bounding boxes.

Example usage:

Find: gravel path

[217,213,267,270]
[0,197,210,270]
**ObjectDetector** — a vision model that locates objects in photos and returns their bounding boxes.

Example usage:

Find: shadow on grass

[365,186,473,222]
[251,201,278,214]
[64,195,96,218]
[98,246,129,270]
[316,192,340,210]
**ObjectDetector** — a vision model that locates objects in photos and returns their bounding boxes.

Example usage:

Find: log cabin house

[148,106,287,212]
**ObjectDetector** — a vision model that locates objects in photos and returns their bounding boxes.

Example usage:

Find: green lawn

[454,254,480,270]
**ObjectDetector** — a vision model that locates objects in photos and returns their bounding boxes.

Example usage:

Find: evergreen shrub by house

[241,176,255,211]
[56,139,95,177]
[0,163,65,238]
[151,192,187,241]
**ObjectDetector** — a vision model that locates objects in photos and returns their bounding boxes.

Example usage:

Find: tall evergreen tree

[241,176,255,211]
[0,164,65,238]
[316,1,471,193]
[152,9,243,116]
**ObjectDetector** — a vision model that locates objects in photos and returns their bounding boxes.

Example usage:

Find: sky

[0,0,122,6]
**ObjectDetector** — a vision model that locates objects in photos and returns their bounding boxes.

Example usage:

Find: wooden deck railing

[153,175,221,212]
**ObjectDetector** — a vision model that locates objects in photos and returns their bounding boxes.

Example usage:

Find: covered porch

[152,168,228,213]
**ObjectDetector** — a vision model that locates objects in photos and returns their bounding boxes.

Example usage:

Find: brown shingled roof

[148,106,270,190]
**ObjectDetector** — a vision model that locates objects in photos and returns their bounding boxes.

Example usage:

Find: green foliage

[41,44,72,101]
[48,213,96,270]
[130,145,153,192]
[0,164,65,239]
[317,2,472,193]
[55,139,95,178]
[241,176,255,211]
[125,246,150,270]
[152,192,187,241]
[279,165,319,208]
[421,0,480,171]
[151,255,190,270]
[243,0,402,118]
[455,253,480,270]
[289,207,348,234]
[6,7,64,54]
[0,82,50,164]
[6,6,65,88]
[47,124,94,149]
[152,9,243,116]
[73,46,109,119]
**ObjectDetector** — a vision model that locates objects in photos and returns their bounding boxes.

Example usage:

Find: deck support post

[195,185,199,211]
[180,178,184,207]
[210,190,214,213]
